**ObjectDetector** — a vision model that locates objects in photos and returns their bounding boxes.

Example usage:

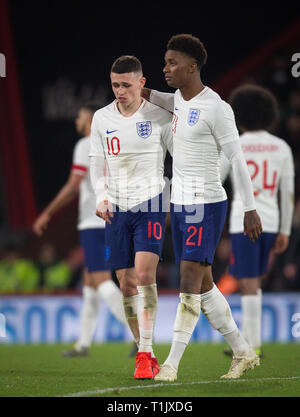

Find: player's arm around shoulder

[142,88,175,113]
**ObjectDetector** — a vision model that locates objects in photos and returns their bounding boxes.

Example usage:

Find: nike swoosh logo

[185,249,199,253]
[106,129,118,134]
[175,107,179,111]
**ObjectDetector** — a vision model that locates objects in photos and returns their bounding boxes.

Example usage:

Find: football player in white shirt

[142,34,262,381]
[89,56,173,379]
[220,84,295,357]
[33,103,128,357]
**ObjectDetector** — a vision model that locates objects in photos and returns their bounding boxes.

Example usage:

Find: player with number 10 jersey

[89,55,173,380]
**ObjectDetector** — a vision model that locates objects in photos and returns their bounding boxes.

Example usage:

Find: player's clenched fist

[96,200,114,224]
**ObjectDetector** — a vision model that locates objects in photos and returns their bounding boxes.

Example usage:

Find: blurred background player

[89,55,173,379]
[142,34,262,381]
[32,103,129,357]
[220,84,295,357]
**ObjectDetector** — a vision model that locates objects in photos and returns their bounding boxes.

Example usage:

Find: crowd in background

[0,49,300,294]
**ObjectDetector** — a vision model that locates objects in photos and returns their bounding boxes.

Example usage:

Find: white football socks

[201,284,251,357]
[241,289,262,350]
[137,284,158,355]
[97,280,127,325]
[76,286,100,349]
[164,293,201,370]
[123,294,140,347]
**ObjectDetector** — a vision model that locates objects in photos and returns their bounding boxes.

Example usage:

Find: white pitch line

[62,376,300,397]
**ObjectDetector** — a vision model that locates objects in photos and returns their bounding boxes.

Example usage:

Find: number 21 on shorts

[186,226,203,246]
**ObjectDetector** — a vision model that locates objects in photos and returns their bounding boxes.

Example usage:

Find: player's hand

[243,210,262,242]
[273,233,289,254]
[32,212,51,236]
[141,88,151,101]
[96,200,114,224]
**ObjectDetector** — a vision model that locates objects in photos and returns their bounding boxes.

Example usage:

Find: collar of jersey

[177,86,209,103]
[113,98,147,118]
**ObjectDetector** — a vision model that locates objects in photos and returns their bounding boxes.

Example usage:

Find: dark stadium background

[0,0,300,291]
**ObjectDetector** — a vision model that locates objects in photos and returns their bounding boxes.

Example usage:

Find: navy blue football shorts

[229,232,277,278]
[105,194,166,270]
[171,199,227,265]
[79,228,108,272]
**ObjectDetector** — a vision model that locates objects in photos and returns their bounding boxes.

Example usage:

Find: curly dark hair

[167,34,207,70]
[229,84,279,131]
[111,55,142,74]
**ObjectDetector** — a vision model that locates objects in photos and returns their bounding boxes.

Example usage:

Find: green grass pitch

[0,343,300,397]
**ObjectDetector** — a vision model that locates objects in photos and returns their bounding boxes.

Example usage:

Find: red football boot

[151,357,160,378]
[134,352,153,379]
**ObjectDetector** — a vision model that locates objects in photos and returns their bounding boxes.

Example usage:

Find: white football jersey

[89,99,173,210]
[171,87,240,205]
[72,137,105,230]
[221,130,295,233]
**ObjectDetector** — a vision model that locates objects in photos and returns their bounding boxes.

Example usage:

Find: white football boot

[221,350,260,379]
[154,363,177,382]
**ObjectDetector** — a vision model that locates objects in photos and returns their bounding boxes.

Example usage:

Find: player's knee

[180,262,204,293]
[117,273,137,297]
[135,270,155,286]
[181,261,205,279]
[239,278,260,295]
[119,280,137,297]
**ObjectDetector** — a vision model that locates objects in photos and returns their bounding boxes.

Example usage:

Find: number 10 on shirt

[106,136,120,155]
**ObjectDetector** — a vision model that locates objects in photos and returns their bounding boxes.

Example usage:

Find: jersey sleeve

[88,112,107,205]
[149,90,175,113]
[161,113,173,156]
[208,101,240,146]
[219,150,231,183]
[89,112,105,158]
[281,144,295,178]
[71,140,88,176]
[279,144,295,235]
[221,140,256,212]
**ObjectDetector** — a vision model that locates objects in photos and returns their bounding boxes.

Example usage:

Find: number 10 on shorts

[148,221,162,240]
